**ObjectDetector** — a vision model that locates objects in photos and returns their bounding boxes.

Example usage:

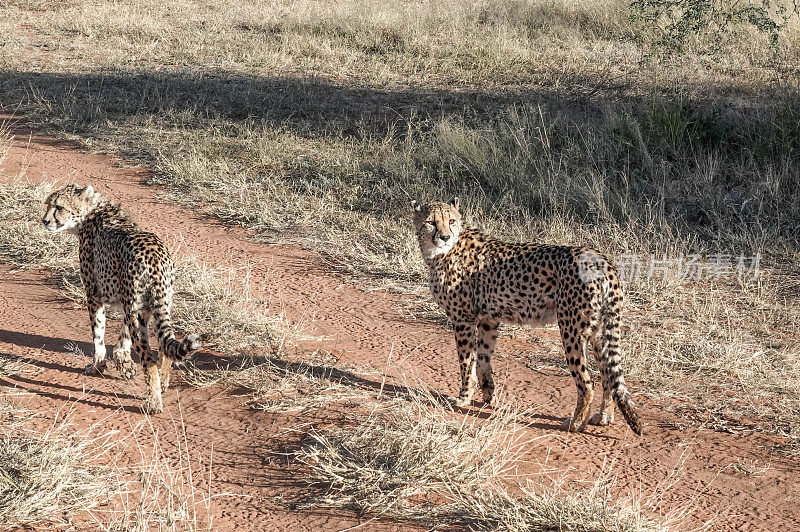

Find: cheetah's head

[42,184,102,234]
[412,198,462,261]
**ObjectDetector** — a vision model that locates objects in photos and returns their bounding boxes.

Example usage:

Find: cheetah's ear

[412,200,422,213]
[81,185,95,199]
[449,196,460,210]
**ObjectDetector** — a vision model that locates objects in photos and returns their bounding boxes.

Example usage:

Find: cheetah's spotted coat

[42,184,202,414]
[413,199,642,435]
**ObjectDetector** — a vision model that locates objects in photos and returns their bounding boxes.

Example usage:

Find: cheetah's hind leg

[159,355,173,394]
[142,363,163,414]
[589,410,614,426]
[132,309,163,414]
[113,321,137,381]
[589,312,615,426]
[588,334,614,426]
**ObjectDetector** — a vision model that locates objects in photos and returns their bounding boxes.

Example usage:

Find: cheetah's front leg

[84,300,108,375]
[453,321,478,407]
[476,322,498,404]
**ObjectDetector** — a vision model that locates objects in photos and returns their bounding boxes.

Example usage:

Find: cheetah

[42,184,203,414]
[412,199,642,435]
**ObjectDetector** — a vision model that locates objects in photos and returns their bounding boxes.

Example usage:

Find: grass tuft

[0,352,37,378]
[0,433,111,526]
[0,400,216,530]
[295,389,667,530]
[0,402,117,527]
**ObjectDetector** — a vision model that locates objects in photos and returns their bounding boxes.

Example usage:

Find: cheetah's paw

[141,396,163,415]
[589,411,614,426]
[561,418,585,433]
[116,362,138,381]
[481,389,494,405]
[83,361,107,376]
[452,396,473,408]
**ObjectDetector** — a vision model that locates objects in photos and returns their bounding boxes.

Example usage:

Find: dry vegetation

[0,401,117,527]
[0,382,213,529]
[0,400,218,530]
[295,391,671,531]
[1,0,800,527]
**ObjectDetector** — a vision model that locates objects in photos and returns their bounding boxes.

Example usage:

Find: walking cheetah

[42,184,203,414]
[412,199,642,435]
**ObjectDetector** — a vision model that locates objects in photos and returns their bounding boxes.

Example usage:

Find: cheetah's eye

[425,220,434,226]
[448,219,455,225]
[55,205,63,211]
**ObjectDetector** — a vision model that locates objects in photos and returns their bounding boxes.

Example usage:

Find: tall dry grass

[0,402,116,527]
[0,392,214,530]
[295,387,675,530]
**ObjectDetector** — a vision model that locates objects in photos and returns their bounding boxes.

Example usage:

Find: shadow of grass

[3,68,799,259]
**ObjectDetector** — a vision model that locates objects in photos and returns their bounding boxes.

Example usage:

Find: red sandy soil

[0,125,798,531]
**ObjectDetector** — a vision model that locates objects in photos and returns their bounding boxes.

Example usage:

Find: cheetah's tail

[613,389,643,436]
[154,309,203,360]
[603,279,644,436]
[151,267,203,361]
[161,334,203,361]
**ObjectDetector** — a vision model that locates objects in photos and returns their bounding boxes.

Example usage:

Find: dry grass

[2,0,799,272]
[0,347,213,530]
[102,413,215,531]
[0,352,37,379]
[1,0,799,438]
[294,388,670,531]
[0,122,11,166]
[624,274,800,438]
[2,0,798,90]
[0,395,214,530]
[0,363,111,529]
[170,256,287,354]
[0,406,117,527]
[0,305,212,531]
[181,353,377,414]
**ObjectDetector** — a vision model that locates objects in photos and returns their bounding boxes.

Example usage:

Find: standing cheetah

[412,199,642,435]
[42,184,203,414]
